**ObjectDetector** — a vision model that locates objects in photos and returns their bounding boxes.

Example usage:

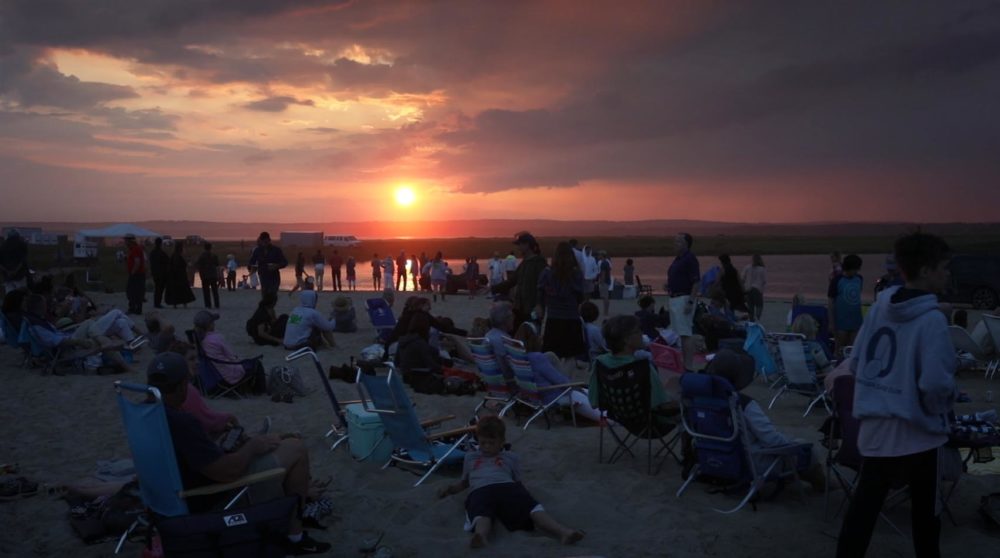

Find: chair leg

[803,391,828,417]
[114,518,139,554]
[768,386,787,409]
[676,464,700,497]
[413,434,469,487]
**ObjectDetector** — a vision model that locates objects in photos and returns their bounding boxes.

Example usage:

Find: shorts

[668,295,694,337]
[464,482,543,532]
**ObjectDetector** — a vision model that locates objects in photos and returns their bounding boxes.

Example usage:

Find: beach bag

[156,495,298,558]
[267,365,307,397]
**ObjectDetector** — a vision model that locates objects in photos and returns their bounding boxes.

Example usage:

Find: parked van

[323,235,361,247]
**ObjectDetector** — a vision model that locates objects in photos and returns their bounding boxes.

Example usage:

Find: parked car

[945,254,1000,309]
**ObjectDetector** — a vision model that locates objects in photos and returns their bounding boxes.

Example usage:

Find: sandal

[0,476,40,501]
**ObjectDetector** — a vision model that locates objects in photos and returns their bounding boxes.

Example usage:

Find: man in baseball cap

[146,352,331,554]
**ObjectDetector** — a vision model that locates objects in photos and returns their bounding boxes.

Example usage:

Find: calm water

[240,253,885,304]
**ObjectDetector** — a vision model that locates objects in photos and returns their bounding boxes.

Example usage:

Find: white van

[323,235,361,247]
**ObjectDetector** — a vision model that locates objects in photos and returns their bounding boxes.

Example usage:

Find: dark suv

[946,254,1000,309]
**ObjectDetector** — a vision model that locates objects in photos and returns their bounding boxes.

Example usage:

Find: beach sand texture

[1,289,997,558]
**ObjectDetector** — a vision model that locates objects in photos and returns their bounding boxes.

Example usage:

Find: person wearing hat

[491,231,546,327]
[247,232,288,298]
[123,233,147,315]
[145,352,331,555]
[194,310,266,393]
[705,348,825,491]
[331,296,357,333]
[283,290,336,351]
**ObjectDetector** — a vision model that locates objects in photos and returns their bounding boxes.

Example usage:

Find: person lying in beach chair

[122,352,331,555]
[677,350,825,513]
[589,315,682,475]
[20,293,131,374]
[356,362,476,486]
[437,416,585,549]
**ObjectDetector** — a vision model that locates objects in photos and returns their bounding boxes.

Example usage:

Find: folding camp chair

[468,337,517,419]
[186,329,262,399]
[677,373,807,513]
[791,304,834,356]
[768,333,831,417]
[948,325,992,373]
[981,314,1000,380]
[356,363,476,486]
[20,317,103,374]
[365,298,397,344]
[112,381,295,556]
[824,375,905,535]
[592,357,681,475]
[286,347,355,451]
[502,337,585,430]
[743,322,779,385]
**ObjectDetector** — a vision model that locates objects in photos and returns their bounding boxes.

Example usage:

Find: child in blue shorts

[437,416,584,549]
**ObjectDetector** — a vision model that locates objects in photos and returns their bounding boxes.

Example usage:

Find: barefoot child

[437,416,584,549]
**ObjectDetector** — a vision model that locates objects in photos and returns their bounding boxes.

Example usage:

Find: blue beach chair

[365,298,397,343]
[676,373,806,513]
[356,363,475,486]
[112,381,295,556]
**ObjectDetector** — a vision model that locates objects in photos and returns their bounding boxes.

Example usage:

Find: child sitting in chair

[437,416,584,549]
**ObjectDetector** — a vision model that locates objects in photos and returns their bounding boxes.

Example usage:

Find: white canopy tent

[76,223,164,239]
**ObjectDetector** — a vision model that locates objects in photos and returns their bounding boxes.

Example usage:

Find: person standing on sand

[346,255,357,291]
[330,249,343,292]
[150,237,170,309]
[492,232,546,328]
[124,234,146,315]
[194,242,220,309]
[312,249,325,291]
[488,252,505,289]
[247,231,288,297]
[371,253,382,290]
[165,241,195,308]
[225,254,238,292]
[741,254,767,321]
[395,251,408,291]
[836,232,956,558]
[665,232,701,370]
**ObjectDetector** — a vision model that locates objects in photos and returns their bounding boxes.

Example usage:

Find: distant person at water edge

[488,252,505,288]
[504,251,518,281]
[289,252,306,296]
[581,245,598,300]
[247,231,288,297]
[165,241,196,308]
[422,252,449,302]
[371,253,382,290]
[194,242,220,309]
[623,258,635,286]
[597,250,612,316]
[829,251,843,280]
[346,255,356,291]
[330,249,343,292]
[312,249,325,291]
[466,256,480,298]
[225,254,238,292]
[124,234,146,315]
[716,254,746,314]
[666,232,701,370]
[382,255,395,291]
[283,290,336,351]
[836,232,956,558]
[492,232,546,327]
[395,251,408,291]
[150,237,170,308]
[741,254,766,321]
[828,254,863,354]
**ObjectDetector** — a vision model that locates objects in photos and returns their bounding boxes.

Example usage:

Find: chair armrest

[535,381,587,392]
[420,414,456,428]
[427,425,477,442]
[180,467,286,498]
[756,443,807,456]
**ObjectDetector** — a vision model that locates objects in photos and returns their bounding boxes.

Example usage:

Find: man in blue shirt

[247,232,288,298]
[146,352,330,555]
[665,233,701,369]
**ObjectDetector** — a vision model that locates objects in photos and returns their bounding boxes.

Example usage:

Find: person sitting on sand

[246,291,288,346]
[513,322,601,422]
[283,290,336,351]
[194,310,267,394]
[145,352,331,555]
[437,416,584,549]
[385,295,468,353]
[145,311,192,355]
[331,296,358,333]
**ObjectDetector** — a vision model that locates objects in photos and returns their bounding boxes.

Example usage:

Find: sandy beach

[1,288,997,558]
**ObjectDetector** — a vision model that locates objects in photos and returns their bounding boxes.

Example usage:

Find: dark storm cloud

[0,49,137,109]
[243,95,315,112]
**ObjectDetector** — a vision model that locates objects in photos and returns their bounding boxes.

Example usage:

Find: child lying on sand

[437,416,584,549]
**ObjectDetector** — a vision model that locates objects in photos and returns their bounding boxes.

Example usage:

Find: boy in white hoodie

[836,232,956,558]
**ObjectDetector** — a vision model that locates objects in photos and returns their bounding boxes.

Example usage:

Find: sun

[394,186,416,206]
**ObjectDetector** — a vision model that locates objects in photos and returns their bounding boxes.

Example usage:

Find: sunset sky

[1,1,998,223]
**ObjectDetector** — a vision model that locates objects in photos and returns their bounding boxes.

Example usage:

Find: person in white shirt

[487,252,506,288]
[741,254,767,321]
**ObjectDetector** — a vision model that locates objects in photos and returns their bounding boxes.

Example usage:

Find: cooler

[346,403,393,463]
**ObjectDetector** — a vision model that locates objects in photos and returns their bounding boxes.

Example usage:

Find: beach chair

[824,375,905,535]
[981,314,1000,380]
[767,333,831,417]
[743,322,779,383]
[20,317,100,374]
[365,298,397,344]
[186,329,262,399]
[356,363,476,486]
[948,325,992,373]
[286,347,354,451]
[677,372,807,513]
[468,337,517,419]
[502,337,586,430]
[112,381,296,556]
[592,357,681,475]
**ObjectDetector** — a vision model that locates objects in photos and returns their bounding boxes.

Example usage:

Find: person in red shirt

[124,234,147,315]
